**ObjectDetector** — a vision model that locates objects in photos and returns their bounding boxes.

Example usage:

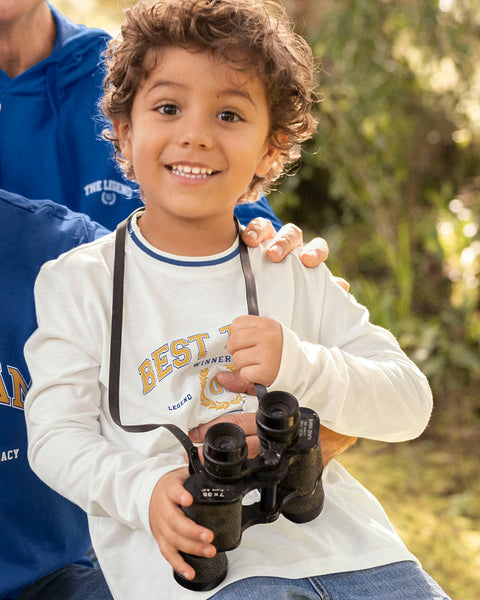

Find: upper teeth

[171,165,214,177]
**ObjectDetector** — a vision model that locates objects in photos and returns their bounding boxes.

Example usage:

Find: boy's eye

[218,110,241,123]
[157,104,179,116]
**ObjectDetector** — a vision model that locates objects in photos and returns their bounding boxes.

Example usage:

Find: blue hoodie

[0,4,282,231]
[0,188,110,600]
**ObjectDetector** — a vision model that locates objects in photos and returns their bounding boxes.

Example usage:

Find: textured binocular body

[174,391,324,592]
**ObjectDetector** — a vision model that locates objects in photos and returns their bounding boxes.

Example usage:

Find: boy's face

[115,47,279,232]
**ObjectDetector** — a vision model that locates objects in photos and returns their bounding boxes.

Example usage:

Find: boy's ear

[255,143,282,178]
[113,119,133,160]
[255,135,285,177]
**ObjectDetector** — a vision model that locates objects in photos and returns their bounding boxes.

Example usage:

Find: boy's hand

[149,468,215,581]
[241,218,329,268]
[227,315,282,387]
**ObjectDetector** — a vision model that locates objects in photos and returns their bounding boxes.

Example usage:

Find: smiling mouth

[168,164,219,179]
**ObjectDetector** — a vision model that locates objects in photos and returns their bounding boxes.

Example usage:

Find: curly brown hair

[102,0,318,202]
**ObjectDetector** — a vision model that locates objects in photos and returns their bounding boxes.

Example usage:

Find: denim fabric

[14,565,112,600]
[209,561,451,600]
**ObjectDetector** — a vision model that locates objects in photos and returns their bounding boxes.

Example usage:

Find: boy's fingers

[230,314,259,332]
[164,508,214,546]
[214,370,249,393]
[164,476,192,507]
[215,370,257,396]
[151,493,216,578]
[160,512,216,569]
[160,524,216,559]
[160,537,215,581]
[161,478,215,544]
[227,331,258,356]
[165,548,196,581]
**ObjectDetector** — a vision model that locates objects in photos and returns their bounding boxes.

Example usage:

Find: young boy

[24,1,450,599]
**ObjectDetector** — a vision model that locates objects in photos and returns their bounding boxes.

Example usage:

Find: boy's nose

[177,114,213,149]
[180,136,210,149]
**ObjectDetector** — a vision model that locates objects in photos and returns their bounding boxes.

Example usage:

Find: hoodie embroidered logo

[199,367,244,410]
[0,364,29,410]
[84,179,134,205]
[102,192,117,206]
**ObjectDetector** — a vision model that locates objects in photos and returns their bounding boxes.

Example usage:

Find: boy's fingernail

[202,545,216,557]
[246,229,258,240]
[200,532,210,542]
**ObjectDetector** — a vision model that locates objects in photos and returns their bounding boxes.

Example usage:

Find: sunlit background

[49,1,480,598]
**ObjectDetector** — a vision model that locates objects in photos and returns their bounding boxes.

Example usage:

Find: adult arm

[189,396,357,465]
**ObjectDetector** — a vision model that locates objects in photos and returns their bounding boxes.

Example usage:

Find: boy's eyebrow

[219,88,256,107]
[146,80,256,107]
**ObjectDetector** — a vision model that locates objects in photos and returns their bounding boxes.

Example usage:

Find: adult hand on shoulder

[241,217,329,268]
[241,218,350,291]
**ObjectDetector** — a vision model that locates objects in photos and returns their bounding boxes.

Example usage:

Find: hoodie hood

[0,3,110,96]
[0,3,142,229]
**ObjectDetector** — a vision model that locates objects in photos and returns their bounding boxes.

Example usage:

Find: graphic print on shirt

[199,366,244,411]
[137,324,245,414]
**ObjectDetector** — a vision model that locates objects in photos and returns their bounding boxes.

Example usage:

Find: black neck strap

[108,212,267,445]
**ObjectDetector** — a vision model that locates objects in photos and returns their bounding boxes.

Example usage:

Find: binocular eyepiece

[174,391,324,592]
[203,391,299,480]
[203,422,248,481]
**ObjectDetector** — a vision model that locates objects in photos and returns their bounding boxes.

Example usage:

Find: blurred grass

[338,417,480,600]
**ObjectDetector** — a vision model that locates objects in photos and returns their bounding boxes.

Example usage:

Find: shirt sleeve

[24,256,182,534]
[87,218,111,241]
[268,265,433,442]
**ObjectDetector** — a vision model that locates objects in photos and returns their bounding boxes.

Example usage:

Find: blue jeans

[14,565,112,600]
[209,561,451,600]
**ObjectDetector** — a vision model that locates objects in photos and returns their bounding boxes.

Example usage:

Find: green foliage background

[52,1,480,597]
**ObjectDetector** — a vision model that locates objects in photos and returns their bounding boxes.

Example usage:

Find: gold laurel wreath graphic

[199,367,244,410]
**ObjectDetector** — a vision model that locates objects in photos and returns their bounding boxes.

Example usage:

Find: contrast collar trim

[127,213,240,267]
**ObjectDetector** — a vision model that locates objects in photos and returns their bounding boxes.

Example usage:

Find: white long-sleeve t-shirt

[25,213,432,600]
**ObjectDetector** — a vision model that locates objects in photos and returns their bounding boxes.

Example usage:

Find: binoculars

[174,391,324,591]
